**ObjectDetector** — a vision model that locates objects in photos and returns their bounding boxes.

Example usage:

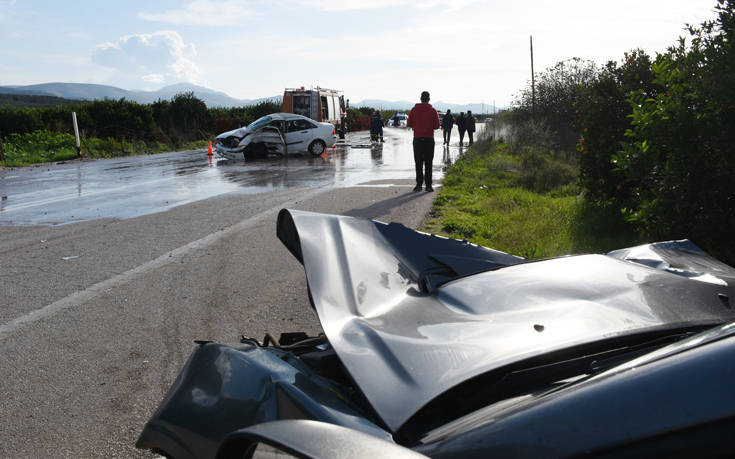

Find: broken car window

[248,115,273,131]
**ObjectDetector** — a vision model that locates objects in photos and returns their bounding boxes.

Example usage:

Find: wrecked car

[137,209,735,458]
[215,113,337,160]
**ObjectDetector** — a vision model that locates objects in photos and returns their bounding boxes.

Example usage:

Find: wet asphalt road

[0,126,476,457]
[0,127,468,226]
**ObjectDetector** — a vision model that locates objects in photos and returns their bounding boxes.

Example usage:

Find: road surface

[0,126,476,457]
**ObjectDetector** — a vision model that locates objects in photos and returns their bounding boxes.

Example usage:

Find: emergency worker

[371,110,384,142]
[407,91,440,192]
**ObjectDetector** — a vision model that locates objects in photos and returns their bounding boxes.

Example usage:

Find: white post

[72,112,81,157]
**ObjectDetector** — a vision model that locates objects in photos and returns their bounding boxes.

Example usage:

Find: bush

[612,0,735,263]
[513,57,598,150]
[1,130,78,165]
[576,49,658,207]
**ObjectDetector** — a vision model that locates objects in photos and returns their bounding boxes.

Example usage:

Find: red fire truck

[282,87,348,138]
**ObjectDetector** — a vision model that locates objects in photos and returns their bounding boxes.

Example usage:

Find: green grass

[1,130,207,167]
[423,141,641,259]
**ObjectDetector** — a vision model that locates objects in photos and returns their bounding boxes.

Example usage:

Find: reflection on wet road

[0,126,478,226]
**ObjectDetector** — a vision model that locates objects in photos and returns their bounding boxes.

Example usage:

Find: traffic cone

[207,140,213,156]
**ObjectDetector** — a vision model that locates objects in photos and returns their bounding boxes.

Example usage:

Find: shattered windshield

[248,115,273,131]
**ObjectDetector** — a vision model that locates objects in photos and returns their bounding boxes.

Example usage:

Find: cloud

[92,31,203,87]
[138,0,255,26]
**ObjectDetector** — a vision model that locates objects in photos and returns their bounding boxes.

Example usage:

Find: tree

[576,49,658,207]
[514,57,597,149]
[613,0,735,262]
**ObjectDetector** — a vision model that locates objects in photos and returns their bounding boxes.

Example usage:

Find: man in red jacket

[407,91,441,192]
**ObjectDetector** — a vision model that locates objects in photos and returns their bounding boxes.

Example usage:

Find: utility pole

[530,35,536,114]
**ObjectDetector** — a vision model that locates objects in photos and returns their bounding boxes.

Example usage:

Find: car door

[284,119,317,153]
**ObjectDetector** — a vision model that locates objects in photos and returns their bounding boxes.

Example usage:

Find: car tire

[308,139,326,156]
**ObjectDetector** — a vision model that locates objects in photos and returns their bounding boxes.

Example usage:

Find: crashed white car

[215,113,337,159]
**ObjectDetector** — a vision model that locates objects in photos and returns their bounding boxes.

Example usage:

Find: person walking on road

[466,110,476,146]
[441,109,454,145]
[407,91,440,192]
[456,112,467,146]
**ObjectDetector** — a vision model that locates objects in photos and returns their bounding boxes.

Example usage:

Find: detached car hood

[277,209,735,433]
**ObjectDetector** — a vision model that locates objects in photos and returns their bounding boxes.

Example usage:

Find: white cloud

[92,31,203,87]
[138,0,256,26]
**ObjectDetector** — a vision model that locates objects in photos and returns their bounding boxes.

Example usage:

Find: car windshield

[248,115,273,131]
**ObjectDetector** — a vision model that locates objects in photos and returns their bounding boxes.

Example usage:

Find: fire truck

[282,87,348,138]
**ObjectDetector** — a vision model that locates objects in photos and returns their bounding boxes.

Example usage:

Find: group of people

[440,109,475,147]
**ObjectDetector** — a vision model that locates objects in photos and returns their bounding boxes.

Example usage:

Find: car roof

[268,113,316,121]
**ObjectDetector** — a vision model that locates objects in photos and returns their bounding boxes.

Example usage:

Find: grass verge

[1,130,207,167]
[422,140,641,259]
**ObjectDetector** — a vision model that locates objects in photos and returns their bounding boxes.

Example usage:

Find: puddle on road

[0,127,477,226]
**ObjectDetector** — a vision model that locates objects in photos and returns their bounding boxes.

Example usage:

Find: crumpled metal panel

[215,126,286,158]
[136,342,390,459]
[277,209,735,433]
[607,239,735,287]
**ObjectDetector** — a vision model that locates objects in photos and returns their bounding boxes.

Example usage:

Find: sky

[0,0,720,107]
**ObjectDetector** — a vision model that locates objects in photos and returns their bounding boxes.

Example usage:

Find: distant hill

[0,82,496,112]
[0,82,269,108]
[0,93,84,108]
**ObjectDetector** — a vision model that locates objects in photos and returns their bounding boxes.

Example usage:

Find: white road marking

[0,185,330,341]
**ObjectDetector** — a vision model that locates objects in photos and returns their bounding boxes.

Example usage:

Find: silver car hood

[276,209,735,433]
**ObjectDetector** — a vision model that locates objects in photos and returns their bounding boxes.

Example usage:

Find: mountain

[0,82,271,108]
[0,82,131,100]
[0,82,496,112]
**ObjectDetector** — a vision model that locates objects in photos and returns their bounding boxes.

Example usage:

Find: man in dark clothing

[370,110,383,142]
[466,110,476,146]
[407,91,440,192]
[456,112,467,146]
[441,109,454,145]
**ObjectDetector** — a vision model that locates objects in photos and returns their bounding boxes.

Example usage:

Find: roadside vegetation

[0,93,280,166]
[0,90,399,166]
[423,130,639,259]
[426,0,734,265]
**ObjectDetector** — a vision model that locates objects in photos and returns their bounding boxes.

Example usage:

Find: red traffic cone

[207,140,213,156]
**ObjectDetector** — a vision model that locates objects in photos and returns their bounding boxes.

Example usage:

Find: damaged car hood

[277,209,735,433]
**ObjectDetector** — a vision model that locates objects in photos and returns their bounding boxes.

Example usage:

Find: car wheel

[308,139,326,156]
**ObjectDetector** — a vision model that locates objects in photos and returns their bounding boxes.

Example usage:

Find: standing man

[407,91,440,192]
[456,112,467,146]
[441,109,455,146]
[466,110,476,146]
